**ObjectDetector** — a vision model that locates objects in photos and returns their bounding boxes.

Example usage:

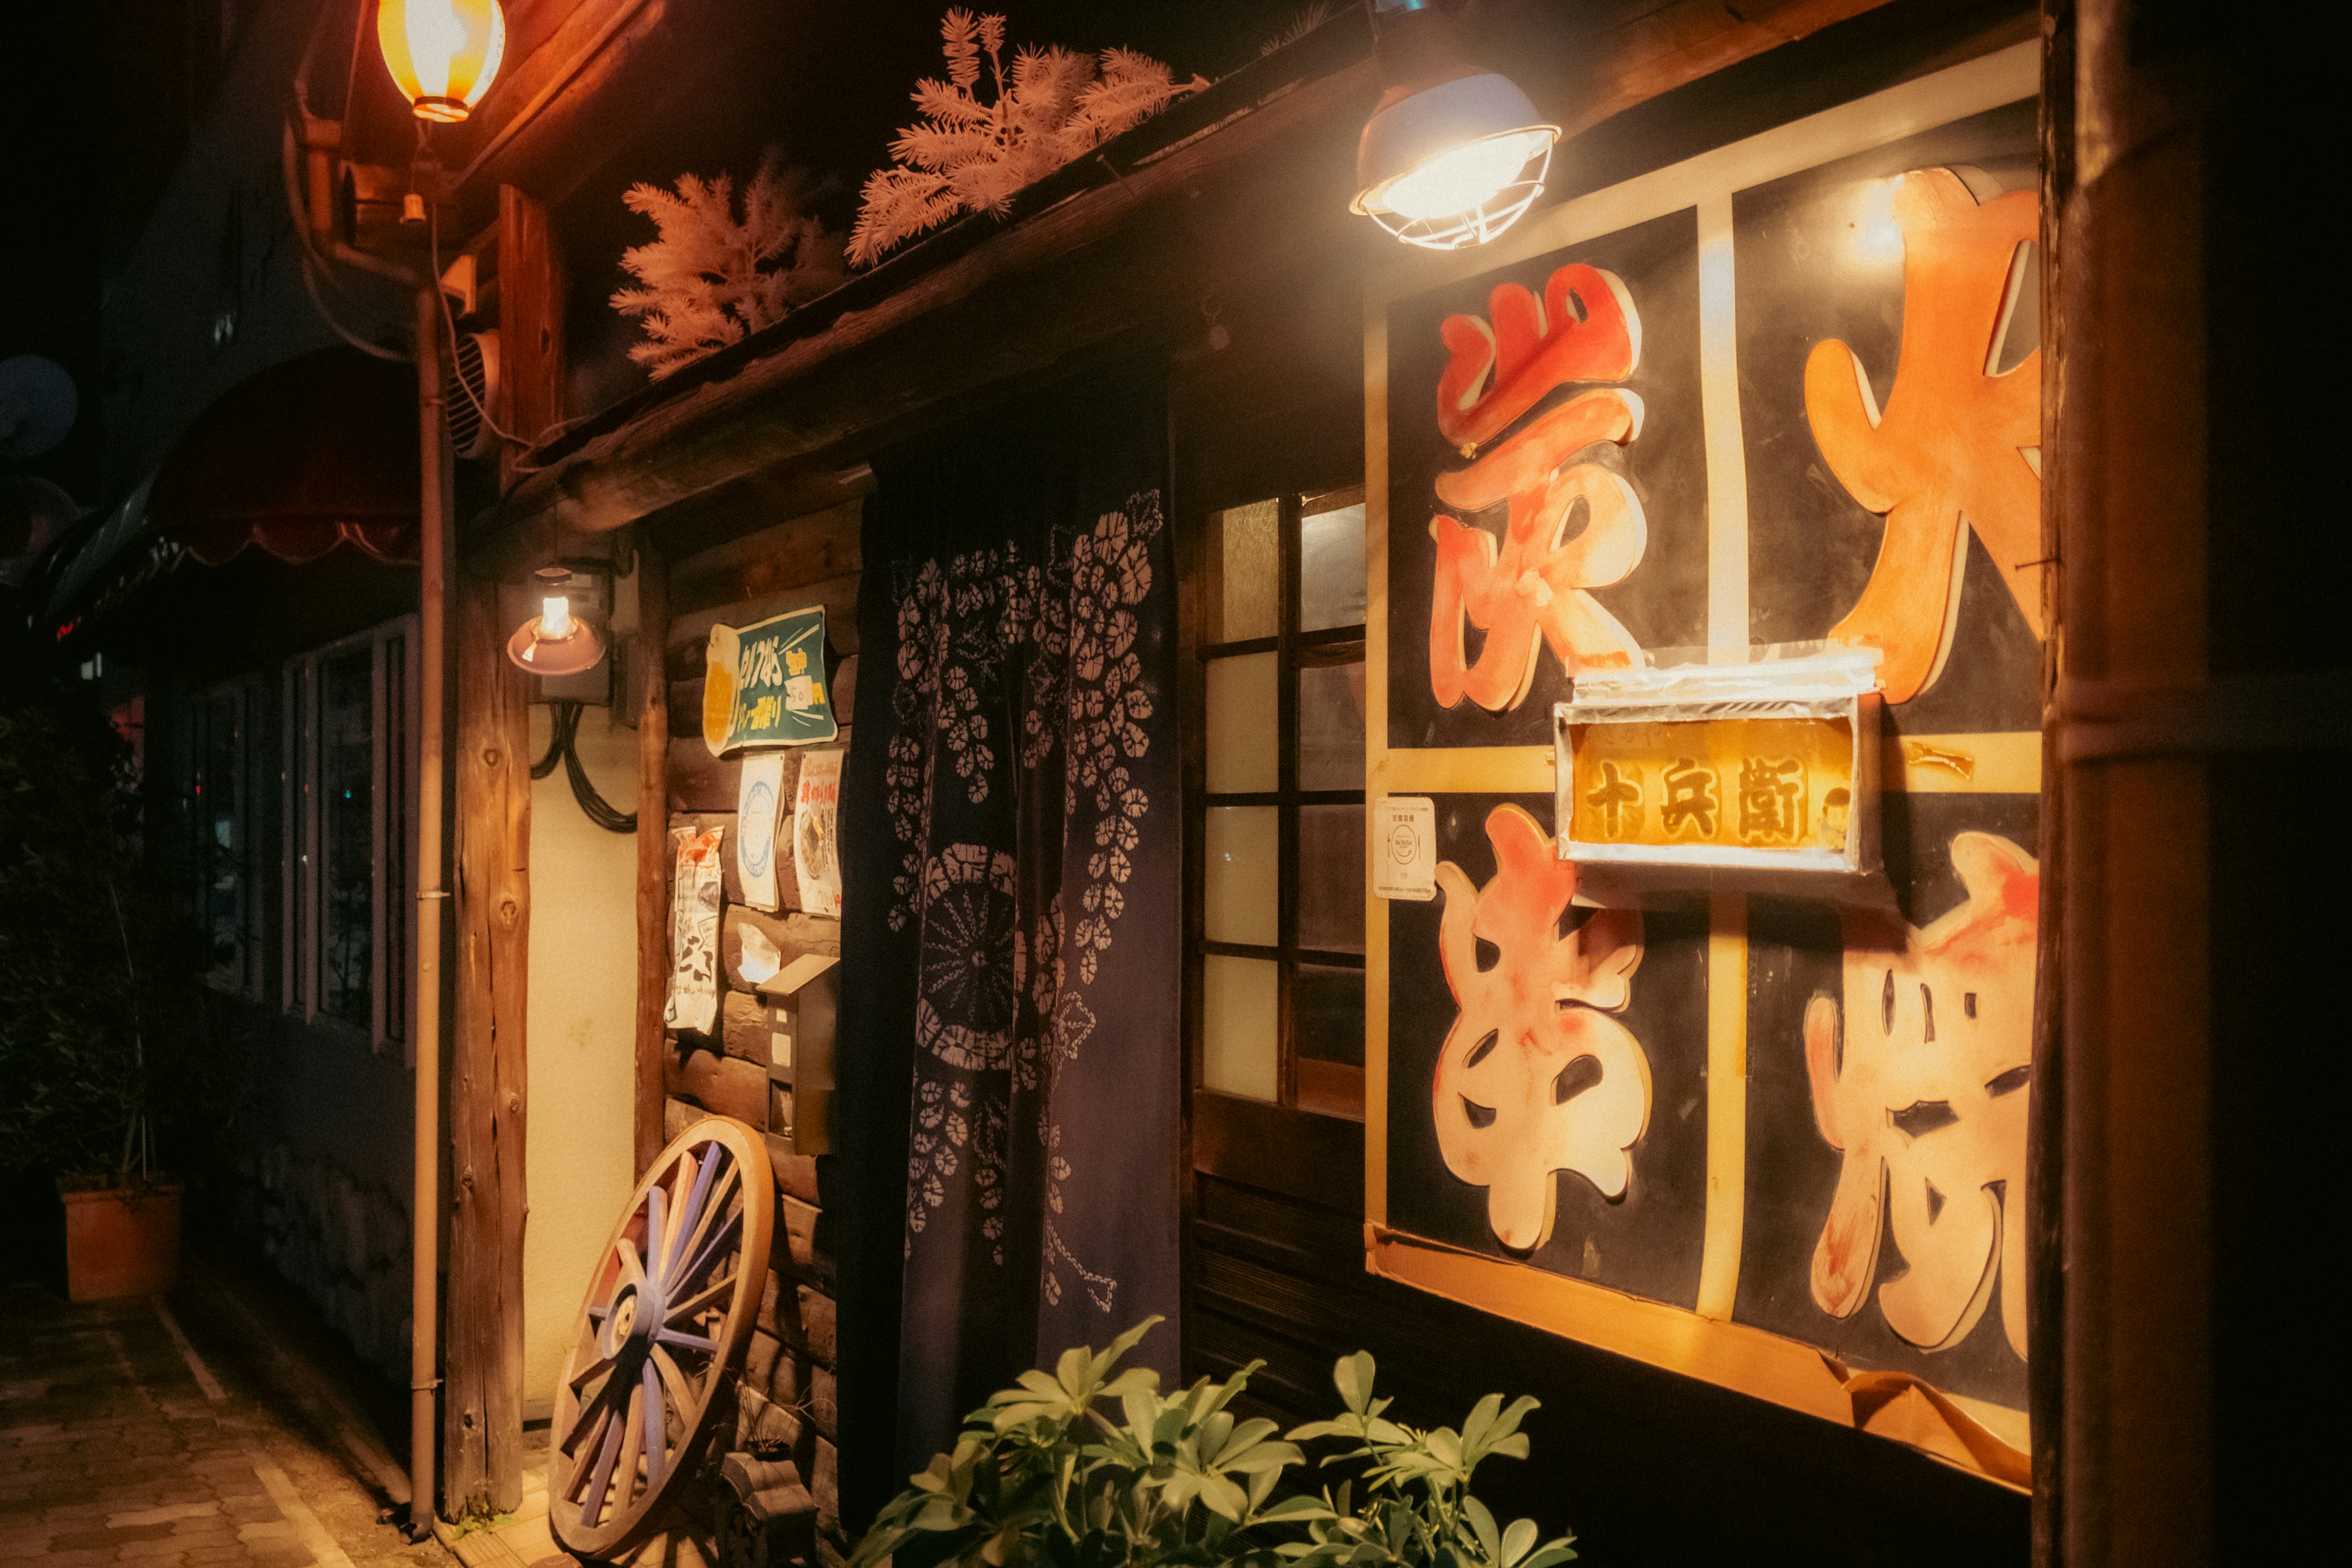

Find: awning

[149,348,419,567]
[40,349,421,630]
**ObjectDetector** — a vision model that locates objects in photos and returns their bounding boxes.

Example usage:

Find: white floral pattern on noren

[885,494,1162,1306]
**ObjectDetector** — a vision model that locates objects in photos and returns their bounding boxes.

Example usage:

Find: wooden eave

[469,20,1381,560]
[467,0,1914,563]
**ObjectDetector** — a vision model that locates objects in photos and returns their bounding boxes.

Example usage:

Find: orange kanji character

[1805,832,2038,1357]
[1436,264,1640,453]
[1805,169,2042,704]
[1432,805,1648,1252]
[1428,389,1648,711]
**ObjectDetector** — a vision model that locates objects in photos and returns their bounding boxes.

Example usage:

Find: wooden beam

[473,0,1900,551]
[635,542,671,1177]
[445,571,533,1519]
[497,185,568,487]
[476,55,1379,544]
[1546,0,1899,141]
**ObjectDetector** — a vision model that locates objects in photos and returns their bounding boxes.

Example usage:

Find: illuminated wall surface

[520,703,641,1410]
[1365,46,2043,1479]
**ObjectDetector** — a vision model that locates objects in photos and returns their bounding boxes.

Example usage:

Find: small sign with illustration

[703,605,839,755]
[736,753,785,912]
[1373,796,1436,901]
[792,748,844,918]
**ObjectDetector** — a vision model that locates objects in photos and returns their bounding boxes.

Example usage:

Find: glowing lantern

[377,0,508,124]
[1351,0,1558,251]
[507,568,606,676]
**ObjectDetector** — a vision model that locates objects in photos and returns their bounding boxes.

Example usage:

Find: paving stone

[2,1280,458,1568]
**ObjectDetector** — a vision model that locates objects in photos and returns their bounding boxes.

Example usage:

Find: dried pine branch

[611,152,848,380]
[849,9,1205,267]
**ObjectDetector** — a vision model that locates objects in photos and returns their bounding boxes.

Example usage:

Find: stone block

[799,1286,836,1368]
[809,1365,837,1438]
[812,1435,839,1536]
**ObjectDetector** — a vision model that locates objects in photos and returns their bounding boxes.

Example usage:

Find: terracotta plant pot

[59,1180,182,1302]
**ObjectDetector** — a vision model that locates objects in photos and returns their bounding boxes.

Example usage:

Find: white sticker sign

[736,753,786,912]
[1373,796,1437,901]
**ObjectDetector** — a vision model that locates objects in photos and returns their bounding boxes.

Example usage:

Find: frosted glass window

[1206,653,1278,793]
[1298,662,1366,790]
[1205,807,1279,946]
[1297,805,1363,954]
[1299,499,1366,631]
[1203,956,1279,1102]
[1295,965,1365,1067]
[1210,501,1281,642]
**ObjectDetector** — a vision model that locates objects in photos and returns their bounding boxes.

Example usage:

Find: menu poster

[791,748,843,918]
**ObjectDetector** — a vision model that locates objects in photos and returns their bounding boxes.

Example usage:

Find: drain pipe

[408,277,452,1535]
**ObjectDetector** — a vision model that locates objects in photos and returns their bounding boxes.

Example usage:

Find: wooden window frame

[183,674,267,1000]
[280,616,418,1055]
[1185,483,1368,1130]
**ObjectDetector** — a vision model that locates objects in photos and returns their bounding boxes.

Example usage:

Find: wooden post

[445,568,532,1518]
[635,541,671,1175]
[497,184,566,491]
[2049,6,2333,1564]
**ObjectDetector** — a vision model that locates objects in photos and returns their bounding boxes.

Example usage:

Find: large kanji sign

[1368,45,2046,1488]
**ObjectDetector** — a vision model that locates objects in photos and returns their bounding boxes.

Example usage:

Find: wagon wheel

[550,1118,774,1558]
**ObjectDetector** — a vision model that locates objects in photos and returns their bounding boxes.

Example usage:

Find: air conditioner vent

[445,329,501,461]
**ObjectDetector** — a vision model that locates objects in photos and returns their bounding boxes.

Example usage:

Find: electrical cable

[533,699,639,832]
[426,202,599,462]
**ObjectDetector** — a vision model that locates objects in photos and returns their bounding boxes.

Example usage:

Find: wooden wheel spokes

[551,1118,774,1557]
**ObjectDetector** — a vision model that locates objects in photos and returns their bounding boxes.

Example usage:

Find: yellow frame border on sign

[1359,39,2042,1490]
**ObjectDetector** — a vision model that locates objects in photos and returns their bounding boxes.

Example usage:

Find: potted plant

[0,696,219,1301]
[851,1318,1577,1568]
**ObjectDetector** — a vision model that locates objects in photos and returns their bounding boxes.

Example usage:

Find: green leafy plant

[0,698,227,1188]
[1286,1354,1575,1568]
[849,1322,1573,1568]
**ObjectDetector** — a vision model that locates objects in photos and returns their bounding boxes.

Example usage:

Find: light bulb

[1850,177,1906,265]
[1375,128,1555,223]
[540,595,574,641]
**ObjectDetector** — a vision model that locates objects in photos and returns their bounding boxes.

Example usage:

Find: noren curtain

[836,372,1181,1518]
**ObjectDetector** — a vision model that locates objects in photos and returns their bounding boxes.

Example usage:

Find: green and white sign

[703,605,839,755]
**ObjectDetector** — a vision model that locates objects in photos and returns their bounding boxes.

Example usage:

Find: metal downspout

[409,282,452,1534]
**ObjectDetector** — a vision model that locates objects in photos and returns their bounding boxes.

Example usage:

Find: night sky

[1,0,1347,521]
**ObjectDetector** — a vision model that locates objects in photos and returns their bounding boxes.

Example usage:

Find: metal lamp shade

[1353,72,1559,251]
[507,613,605,677]
[378,0,508,123]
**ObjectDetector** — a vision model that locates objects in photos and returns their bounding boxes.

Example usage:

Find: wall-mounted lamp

[377,0,508,124]
[1351,0,1559,251]
[507,565,606,676]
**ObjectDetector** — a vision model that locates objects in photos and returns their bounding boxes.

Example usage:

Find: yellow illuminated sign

[1564,715,1856,854]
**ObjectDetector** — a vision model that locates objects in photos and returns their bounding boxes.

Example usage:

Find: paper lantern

[377,0,508,124]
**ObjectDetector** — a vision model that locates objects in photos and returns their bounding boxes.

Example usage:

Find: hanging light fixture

[377,0,508,124]
[1351,0,1559,251]
[507,565,606,676]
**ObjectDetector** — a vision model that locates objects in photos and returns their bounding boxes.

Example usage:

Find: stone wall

[226,1140,412,1385]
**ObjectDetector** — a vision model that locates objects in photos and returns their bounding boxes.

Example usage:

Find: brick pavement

[0,1283,455,1568]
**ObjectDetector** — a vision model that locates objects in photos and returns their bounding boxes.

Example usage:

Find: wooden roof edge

[469,23,1378,548]
[470,0,1917,561]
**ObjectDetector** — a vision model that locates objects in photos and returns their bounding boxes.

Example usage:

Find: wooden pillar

[635,541,671,1175]
[445,568,532,1518]
[2047,6,2334,1564]
[497,184,567,490]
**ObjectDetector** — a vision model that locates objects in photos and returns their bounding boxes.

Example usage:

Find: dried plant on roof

[848,9,1204,268]
[1260,1,1335,56]
[611,153,849,380]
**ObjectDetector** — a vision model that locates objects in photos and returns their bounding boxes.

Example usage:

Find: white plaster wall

[521,700,641,1418]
